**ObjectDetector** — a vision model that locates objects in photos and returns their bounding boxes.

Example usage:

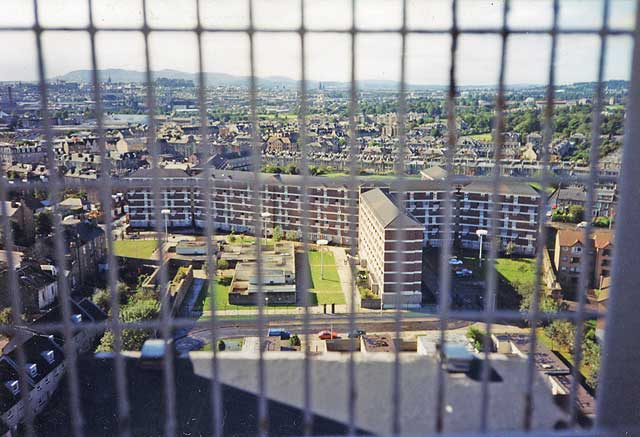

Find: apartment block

[125,169,540,255]
[554,228,614,290]
[359,188,423,308]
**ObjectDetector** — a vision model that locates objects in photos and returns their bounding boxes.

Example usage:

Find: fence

[0,0,638,436]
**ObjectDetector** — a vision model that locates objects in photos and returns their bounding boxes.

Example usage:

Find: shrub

[289,334,301,347]
[466,327,486,351]
[217,258,230,270]
[92,289,111,313]
[218,340,226,351]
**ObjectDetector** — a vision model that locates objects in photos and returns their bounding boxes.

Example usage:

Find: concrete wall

[170,265,194,316]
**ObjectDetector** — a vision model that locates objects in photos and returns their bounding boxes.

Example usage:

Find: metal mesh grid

[0,0,636,435]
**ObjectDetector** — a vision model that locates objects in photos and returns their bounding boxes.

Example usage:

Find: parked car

[318,330,339,340]
[448,257,463,265]
[348,329,367,339]
[455,268,473,277]
[268,328,291,339]
[139,339,175,370]
[577,221,588,228]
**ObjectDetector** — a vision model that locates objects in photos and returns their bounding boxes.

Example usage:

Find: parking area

[422,249,488,311]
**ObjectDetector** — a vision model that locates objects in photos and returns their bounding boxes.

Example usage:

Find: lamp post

[316,239,329,280]
[476,229,488,266]
[161,209,170,244]
[261,211,272,245]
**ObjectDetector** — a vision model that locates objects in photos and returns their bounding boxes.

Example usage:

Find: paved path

[328,246,360,311]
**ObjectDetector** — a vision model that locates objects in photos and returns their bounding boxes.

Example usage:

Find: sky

[0,0,636,86]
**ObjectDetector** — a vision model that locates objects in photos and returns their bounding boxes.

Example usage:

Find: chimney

[40,350,55,365]
[26,363,38,379]
[4,380,19,396]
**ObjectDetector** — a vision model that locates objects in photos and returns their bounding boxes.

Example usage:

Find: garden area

[307,250,345,305]
[538,320,601,391]
[112,239,158,259]
[93,276,160,352]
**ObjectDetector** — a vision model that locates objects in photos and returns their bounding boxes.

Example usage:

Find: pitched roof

[360,188,422,229]
[463,180,540,197]
[556,229,587,247]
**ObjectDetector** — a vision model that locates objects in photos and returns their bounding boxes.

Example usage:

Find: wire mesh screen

[0,0,637,435]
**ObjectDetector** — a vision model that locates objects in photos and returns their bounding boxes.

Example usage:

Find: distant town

[0,72,624,434]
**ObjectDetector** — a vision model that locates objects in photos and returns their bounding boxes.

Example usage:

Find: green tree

[583,340,601,389]
[217,258,230,270]
[92,289,111,314]
[544,320,576,351]
[286,230,299,241]
[289,334,301,347]
[218,340,226,351]
[569,205,585,222]
[273,225,283,242]
[466,327,488,351]
[35,211,53,237]
[505,241,517,258]
[0,308,13,326]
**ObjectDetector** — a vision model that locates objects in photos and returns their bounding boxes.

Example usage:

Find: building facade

[553,229,614,290]
[125,169,540,255]
[359,188,423,308]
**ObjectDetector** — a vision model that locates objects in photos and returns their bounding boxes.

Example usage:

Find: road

[174,313,471,352]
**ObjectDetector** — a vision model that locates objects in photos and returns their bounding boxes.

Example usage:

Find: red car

[318,330,339,340]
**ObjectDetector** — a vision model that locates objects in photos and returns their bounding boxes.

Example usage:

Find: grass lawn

[308,250,345,305]
[202,337,244,351]
[495,258,536,287]
[112,239,158,259]
[466,132,493,142]
[194,277,298,312]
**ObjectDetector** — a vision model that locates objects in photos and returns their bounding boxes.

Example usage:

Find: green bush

[217,258,230,270]
[289,334,301,347]
[92,289,111,313]
[466,327,487,351]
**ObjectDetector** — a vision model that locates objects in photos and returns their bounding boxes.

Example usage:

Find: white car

[577,221,588,228]
[455,268,473,277]
[448,257,464,266]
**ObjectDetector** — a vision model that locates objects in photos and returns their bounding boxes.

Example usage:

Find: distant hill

[53,69,629,92]
[54,68,446,90]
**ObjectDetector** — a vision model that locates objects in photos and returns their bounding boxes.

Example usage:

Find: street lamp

[161,209,171,243]
[476,229,488,266]
[316,239,329,280]
[261,212,272,245]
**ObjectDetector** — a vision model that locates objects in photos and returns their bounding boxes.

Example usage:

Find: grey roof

[360,188,422,229]
[464,180,540,197]
[420,165,448,180]
[127,167,190,179]
[557,185,587,202]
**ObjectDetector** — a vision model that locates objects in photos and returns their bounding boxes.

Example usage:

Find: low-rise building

[227,242,297,305]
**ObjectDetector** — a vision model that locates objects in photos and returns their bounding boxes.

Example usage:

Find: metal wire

[86,1,131,434]
[479,0,511,431]
[568,0,611,427]
[0,0,632,435]
[297,0,313,434]
[33,1,85,435]
[247,1,269,434]
[435,0,459,432]
[523,0,560,429]
[347,1,359,434]
[140,1,177,435]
